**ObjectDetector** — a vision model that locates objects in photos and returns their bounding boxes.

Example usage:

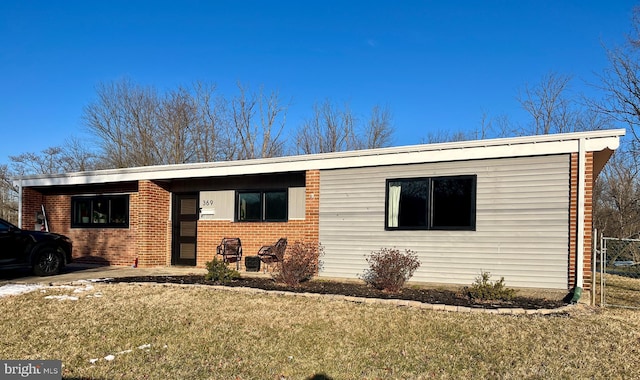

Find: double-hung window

[237,190,287,222]
[386,175,476,230]
[71,195,130,228]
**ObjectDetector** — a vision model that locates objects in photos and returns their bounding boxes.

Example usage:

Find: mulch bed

[104,275,568,310]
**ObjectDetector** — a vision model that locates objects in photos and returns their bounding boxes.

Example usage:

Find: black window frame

[71,194,130,228]
[236,189,288,222]
[385,175,477,231]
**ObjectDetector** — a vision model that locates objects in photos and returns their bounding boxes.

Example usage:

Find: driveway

[0,263,207,285]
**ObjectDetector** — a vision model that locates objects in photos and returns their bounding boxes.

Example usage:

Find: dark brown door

[172,193,199,266]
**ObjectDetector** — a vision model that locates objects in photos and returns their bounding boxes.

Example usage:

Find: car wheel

[33,247,62,276]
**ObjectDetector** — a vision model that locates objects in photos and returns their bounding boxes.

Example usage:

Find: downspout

[572,138,586,303]
[17,179,23,228]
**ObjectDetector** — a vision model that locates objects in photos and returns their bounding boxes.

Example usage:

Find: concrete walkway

[0,263,207,285]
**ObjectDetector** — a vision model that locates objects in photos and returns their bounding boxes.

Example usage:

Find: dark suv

[0,218,73,276]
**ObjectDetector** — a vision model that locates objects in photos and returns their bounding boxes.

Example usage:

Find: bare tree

[594,151,640,238]
[83,79,250,166]
[83,79,160,168]
[588,7,640,238]
[295,100,394,154]
[517,72,576,135]
[230,83,288,159]
[10,147,66,176]
[421,111,513,144]
[59,137,101,172]
[0,164,18,223]
[190,82,235,162]
[157,86,198,164]
[594,10,640,154]
[357,105,395,150]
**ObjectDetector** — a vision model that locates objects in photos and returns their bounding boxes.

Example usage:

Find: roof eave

[14,129,626,188]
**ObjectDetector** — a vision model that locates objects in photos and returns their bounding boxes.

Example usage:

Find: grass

[1,282,640,379]
[602,272,640,307]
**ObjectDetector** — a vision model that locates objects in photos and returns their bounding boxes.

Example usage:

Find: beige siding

[289,187,306,220]
[199,190,234,220]
[318,154,570,289]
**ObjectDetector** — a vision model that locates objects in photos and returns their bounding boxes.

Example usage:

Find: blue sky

[0,1,637,165]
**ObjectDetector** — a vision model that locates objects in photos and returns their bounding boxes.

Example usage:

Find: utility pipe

[17,179,22,228]
[572,138,587,303]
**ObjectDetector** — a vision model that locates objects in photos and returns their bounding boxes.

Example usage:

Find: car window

[0,220,13,232]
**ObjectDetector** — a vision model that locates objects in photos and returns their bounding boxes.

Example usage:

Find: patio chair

[216,237,243,270]
[257,238,288,272]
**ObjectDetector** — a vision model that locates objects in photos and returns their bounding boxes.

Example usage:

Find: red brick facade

[568,152,594,291]
[197,170,320,268]
[136,180,171,267]
[20,171,321,270]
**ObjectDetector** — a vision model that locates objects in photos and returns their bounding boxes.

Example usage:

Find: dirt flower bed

[104,275,568,310]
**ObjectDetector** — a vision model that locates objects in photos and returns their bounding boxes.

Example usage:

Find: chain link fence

[597,236,640,309]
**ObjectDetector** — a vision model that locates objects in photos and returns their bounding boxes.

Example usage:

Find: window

[71,195,130,228]
[386,175,476,230]
[237,190,287,222]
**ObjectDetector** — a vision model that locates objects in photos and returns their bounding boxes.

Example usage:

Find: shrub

[273,241,324,287]
[466,271,516,301]
[205,258,240,283]
[361,248,420,293]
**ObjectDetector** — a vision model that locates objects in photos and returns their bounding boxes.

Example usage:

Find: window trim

[235,189,288,222]
[385,175,477,231]
[71,194,130,228]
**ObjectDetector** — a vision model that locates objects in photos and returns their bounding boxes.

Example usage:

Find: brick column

[568,152,594,292]
[21,188,44,230]
[137,180,171,267]
[305,170,320,245]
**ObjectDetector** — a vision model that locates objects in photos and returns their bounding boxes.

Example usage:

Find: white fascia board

[15,129,625,187]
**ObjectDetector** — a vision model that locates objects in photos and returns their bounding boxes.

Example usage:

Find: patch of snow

[73,285,94,293]
[52,285,80,290]
[89,344,157,364]
[0,284,43,298]
[90,278,113,283]
[44,295,79,301]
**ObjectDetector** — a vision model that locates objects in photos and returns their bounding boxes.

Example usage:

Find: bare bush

[361,248,420,293]
[273,241,324,286]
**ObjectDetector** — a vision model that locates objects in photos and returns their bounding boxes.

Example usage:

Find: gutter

[17,179,22,229]
[572,138,586,303]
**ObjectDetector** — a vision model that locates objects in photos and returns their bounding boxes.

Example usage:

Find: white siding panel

[288,187,306,220]
[199,190,234,220]
[318,154,571,289]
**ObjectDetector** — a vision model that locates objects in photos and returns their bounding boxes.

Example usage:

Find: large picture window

[237,190,287,222]
[71,195,130,228]
[386,175,476,230]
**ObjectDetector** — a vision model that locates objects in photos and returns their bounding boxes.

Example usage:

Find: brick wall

[568,152,594,291]
[21,188,138,266]
[136,180,171,267]
[21,188,44,230]
[20,170,320,270]
[197,170,321,268]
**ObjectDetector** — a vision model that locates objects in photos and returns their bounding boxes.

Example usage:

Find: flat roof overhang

[14,129,625,188]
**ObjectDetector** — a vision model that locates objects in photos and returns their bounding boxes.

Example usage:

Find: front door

[172,193,199,266]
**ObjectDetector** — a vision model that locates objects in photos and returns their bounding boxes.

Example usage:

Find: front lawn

[1,282,639,379]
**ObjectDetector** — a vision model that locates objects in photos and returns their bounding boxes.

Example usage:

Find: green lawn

[1,281,639,379]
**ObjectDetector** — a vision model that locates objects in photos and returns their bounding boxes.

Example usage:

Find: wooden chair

[216,237,243,270]
[257,238,287,272]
